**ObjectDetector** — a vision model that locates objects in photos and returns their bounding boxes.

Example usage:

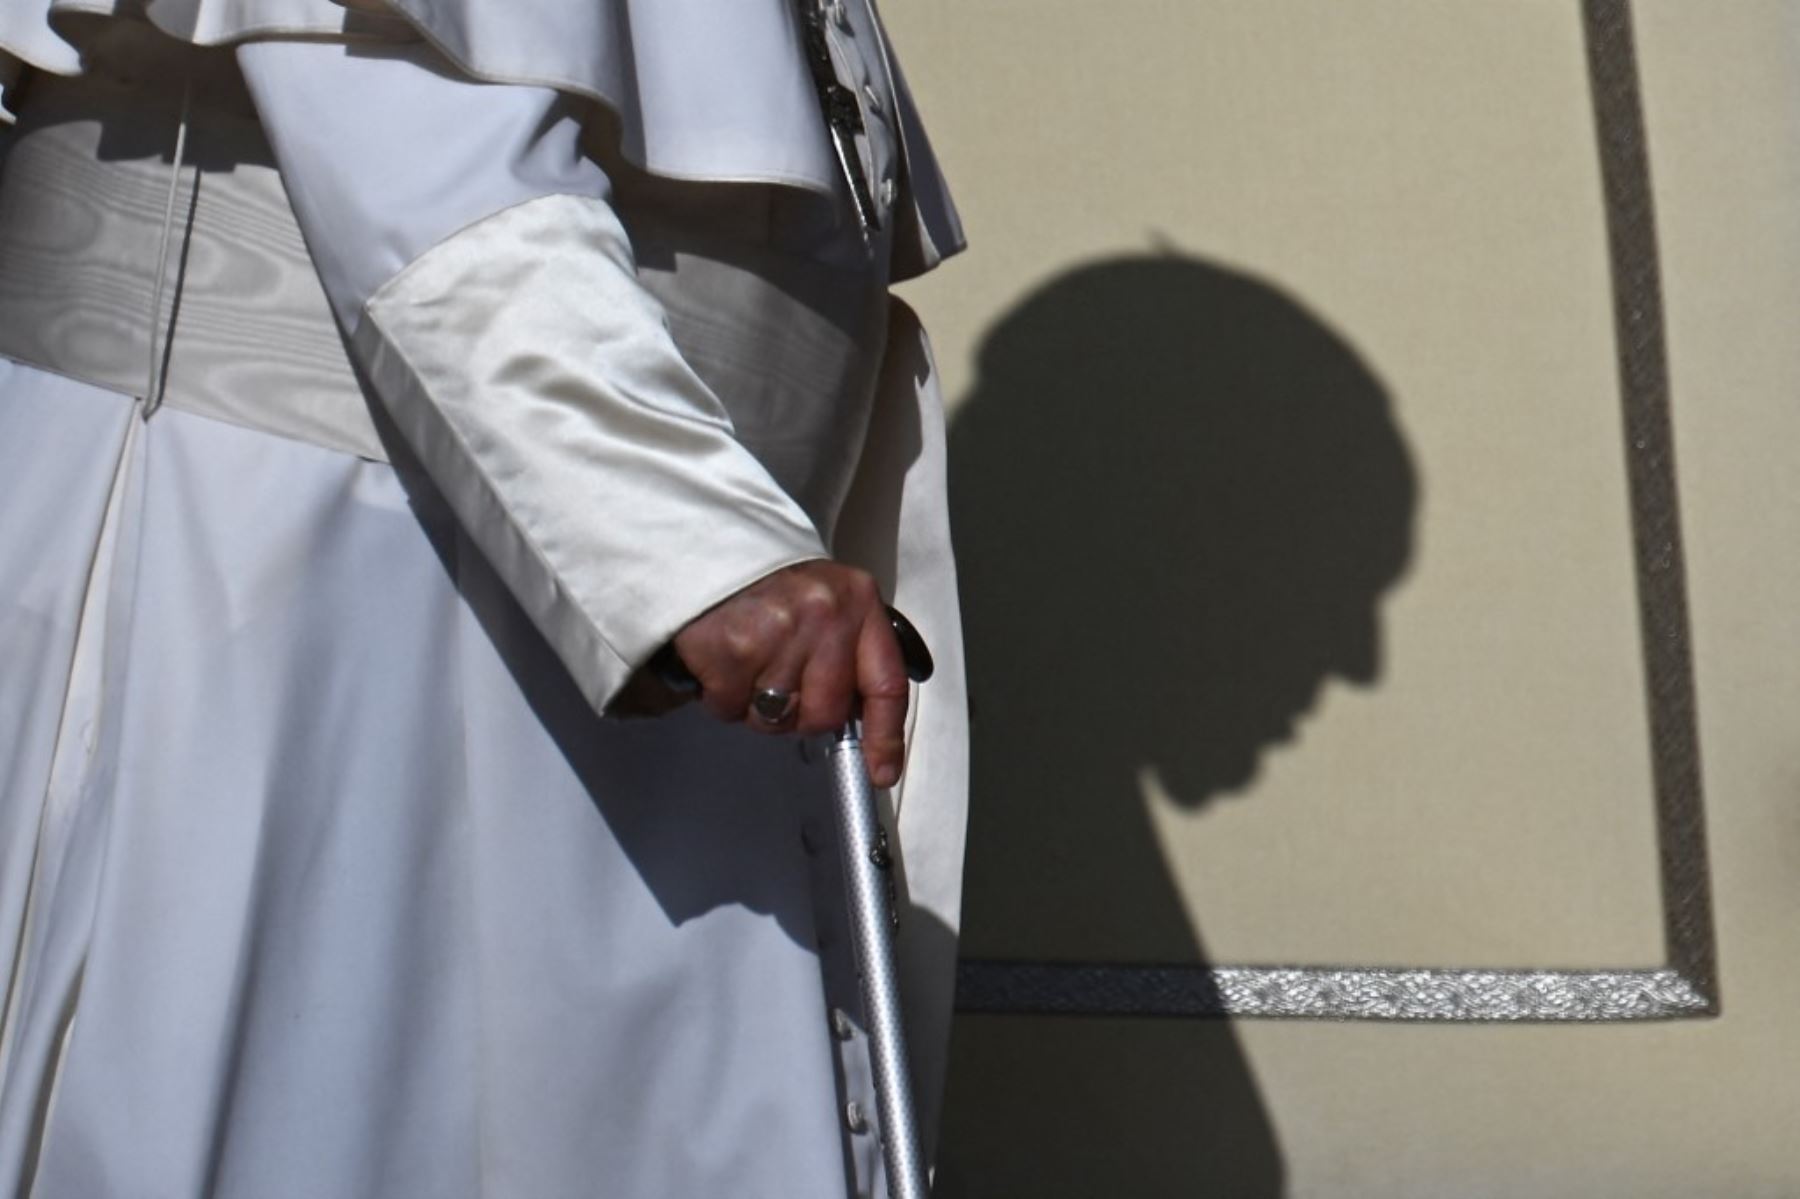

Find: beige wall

[886,1,1800,1193]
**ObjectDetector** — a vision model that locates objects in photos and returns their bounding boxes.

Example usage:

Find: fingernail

[872,763,899,789]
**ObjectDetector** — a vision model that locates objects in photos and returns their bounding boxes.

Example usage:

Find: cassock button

[831,1007,856,1041]
[845,1100,870,1134]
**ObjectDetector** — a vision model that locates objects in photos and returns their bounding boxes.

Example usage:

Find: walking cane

[652,607,934,1199]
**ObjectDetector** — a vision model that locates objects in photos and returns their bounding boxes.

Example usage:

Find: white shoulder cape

[0,0,965,280]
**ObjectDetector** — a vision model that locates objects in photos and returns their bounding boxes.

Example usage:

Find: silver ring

[751,687,799,726]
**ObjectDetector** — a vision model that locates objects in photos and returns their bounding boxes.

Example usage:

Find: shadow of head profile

[937,255,1417,1198]
[951,253,1417,811]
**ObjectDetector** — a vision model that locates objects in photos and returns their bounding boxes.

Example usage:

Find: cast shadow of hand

[936,254,1417,1197]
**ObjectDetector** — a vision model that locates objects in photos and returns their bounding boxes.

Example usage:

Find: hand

[668,561,910,787]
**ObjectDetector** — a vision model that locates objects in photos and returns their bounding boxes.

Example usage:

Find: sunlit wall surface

[887,2,1800,1194]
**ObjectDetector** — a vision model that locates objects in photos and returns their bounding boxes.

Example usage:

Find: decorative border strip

[955,964,1711,1022]
[953,0,1718,1022]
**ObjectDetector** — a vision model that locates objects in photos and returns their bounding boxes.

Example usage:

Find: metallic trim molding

[954,0,1719,1023]
[1581,0,1717,1011]
[955,965,1712,1023]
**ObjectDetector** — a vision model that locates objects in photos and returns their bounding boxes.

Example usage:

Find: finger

[795,622,856,736]
[854,610,910,788]
[742,607,816,731]
[693,652,755,722]
[674,609,775,723]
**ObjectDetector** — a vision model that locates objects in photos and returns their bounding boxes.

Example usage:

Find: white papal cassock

[0,1,967,1194]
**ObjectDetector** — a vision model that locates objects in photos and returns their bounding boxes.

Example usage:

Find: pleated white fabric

[0,363,890,1196]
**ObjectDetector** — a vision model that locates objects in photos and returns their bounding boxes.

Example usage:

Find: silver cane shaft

[647,607,933,1196]
[828,725,929,1199]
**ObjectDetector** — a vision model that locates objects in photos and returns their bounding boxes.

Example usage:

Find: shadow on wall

[935,255,1417,1197]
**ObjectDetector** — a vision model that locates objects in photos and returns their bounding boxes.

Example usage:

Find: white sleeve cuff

[354,192,829,711]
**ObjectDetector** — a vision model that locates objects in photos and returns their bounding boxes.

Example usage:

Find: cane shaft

[829,728,928,1199]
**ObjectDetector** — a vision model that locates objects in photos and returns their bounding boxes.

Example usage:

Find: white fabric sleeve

[236,39,829,713]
